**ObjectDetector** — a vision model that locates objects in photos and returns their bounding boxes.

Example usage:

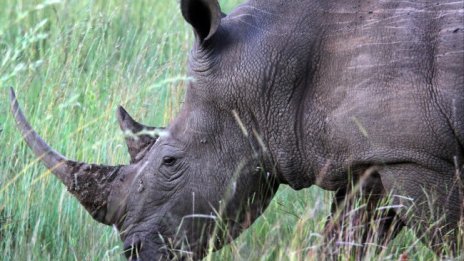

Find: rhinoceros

[10,0,464,259]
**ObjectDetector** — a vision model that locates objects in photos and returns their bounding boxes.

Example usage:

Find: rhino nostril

[123,238,143,260]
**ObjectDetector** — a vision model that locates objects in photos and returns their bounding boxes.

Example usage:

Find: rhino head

[10,0,286,259]
[10,90,277,260]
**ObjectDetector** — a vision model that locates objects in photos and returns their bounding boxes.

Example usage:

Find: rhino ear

[117,106,163,163]
[181,0,222,41]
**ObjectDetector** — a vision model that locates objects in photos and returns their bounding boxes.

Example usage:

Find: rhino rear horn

[181,0,222,41]
[9,88,122,225]
[116,106,163,163]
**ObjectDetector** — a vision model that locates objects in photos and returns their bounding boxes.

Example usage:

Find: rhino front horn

[9,88,122,225]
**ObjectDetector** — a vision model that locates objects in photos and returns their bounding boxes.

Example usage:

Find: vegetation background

[0,0,437,260]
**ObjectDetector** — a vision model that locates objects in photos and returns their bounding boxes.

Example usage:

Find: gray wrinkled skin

[10,0,463,260]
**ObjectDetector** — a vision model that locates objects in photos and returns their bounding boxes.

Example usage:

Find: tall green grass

[0,0,441,260]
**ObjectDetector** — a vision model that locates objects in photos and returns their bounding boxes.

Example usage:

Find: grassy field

[0,0,440,260]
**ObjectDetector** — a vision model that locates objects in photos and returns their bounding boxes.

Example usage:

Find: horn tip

[9,87,20,116]
[117,105,127,117]
[116,106,147,134]
[117,105,138,131]
[116,105,128,124]
[9,87,16,102]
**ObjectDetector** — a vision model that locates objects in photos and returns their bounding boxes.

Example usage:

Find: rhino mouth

[122,232,200,261]
[124,246,193,261]
[123,239,173,261]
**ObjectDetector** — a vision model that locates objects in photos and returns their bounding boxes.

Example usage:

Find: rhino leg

[379,163,463,256]
[322,171,404,259]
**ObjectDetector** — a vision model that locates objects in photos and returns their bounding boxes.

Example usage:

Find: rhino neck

[222,47,327,190]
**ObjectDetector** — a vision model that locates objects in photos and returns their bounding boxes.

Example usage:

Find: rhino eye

[162,156,177,166]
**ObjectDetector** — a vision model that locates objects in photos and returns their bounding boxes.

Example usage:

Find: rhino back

[295,0,464,181]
